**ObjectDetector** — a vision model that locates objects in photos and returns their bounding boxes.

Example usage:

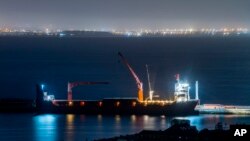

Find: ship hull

[37,99,198,116]
[36,84,198,116]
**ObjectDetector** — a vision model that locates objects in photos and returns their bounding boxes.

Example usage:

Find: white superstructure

[173,74,199,103]
[174,74,191,102]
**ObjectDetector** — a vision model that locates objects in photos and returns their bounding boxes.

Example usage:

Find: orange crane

[67,81,109,101]
[118,52,144,101]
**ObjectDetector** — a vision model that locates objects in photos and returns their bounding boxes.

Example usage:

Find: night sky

[0,0,249,30]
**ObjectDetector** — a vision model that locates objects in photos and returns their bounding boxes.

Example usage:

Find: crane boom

[118,52,143,101]
[68,81,109,101]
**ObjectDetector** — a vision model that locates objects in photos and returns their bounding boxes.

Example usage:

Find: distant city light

[0,26,249,37]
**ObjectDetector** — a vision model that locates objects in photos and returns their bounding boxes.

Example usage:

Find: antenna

[195,81,199,103]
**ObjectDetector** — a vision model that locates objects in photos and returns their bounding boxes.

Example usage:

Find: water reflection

[97,114,102,122]
[65,114,75,141]
[27,114,250,141]
[1,113,250,141]
[114,115,121,134]
[115,115,121,122]
[67,114,75,124]
[33,114,58,141]
[131,115,136,123]
[97,114,103,133]
[142,115,157,129]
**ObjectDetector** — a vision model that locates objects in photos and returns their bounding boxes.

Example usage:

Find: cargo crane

[118,52,144,102]
[68,81,109,101]
[146,64,159,101]
[146,64,153,101]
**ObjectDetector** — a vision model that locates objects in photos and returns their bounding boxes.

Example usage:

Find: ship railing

[140,100,175,105]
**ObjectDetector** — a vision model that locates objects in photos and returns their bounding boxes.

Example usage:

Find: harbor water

[1,114,250,141]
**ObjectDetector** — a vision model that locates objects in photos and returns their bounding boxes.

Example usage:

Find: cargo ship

[36,53,198,115]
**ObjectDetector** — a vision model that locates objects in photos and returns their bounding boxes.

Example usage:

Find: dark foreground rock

[95,119,250,141]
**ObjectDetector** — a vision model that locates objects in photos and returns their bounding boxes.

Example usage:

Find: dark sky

[0,0,249,30]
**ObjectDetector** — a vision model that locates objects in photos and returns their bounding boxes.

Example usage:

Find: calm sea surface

[0,114,250,141]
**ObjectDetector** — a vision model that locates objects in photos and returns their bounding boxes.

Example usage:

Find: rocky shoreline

[96,119,250,141]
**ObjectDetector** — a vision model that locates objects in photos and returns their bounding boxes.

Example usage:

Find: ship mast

[195,81,199,104]
[146,64,154,101]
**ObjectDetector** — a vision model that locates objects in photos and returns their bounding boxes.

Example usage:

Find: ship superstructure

[174,74,190,102]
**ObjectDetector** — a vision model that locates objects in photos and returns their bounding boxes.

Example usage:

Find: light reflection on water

[1,114,250,141]
[33,114,58,141]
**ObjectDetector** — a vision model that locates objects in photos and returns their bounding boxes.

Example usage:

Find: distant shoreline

[0,30,249,38]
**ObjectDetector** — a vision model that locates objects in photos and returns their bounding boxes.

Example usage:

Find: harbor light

[41,84,45,90]
[80,101,85,106]
[99,101,103,107]
[132,101,136,107]
[116,101,120,107]
[46,95,55,101]
[69,101,73,106]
